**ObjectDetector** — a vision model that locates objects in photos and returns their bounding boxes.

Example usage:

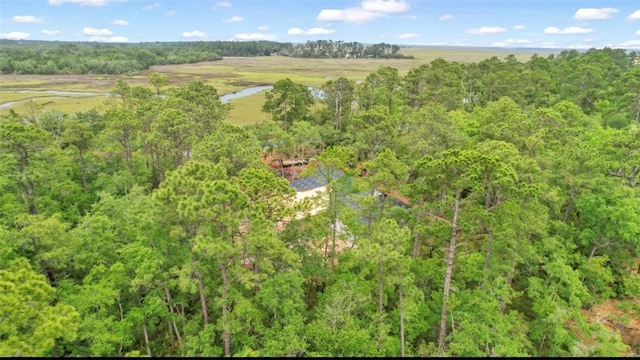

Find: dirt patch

[631,258,640,275]
[583,297,640,354]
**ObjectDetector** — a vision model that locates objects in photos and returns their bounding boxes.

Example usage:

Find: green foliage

[2,47,640,357]
[347,105,398,161]
[448,288,532,356]
[262,78,315,132]
[183,324,222,356]
[321,76,355,137]
[403,58,465,111]
[148,72,170,95]
[0,40,413,75]
[0,40,222,74]
[192,123,262,176]
[623,274,640,297]
[257,271,308,356]
[306,277,382,357]
[237,167,296,222]
[168,80,230,134]
[0,258,79,356]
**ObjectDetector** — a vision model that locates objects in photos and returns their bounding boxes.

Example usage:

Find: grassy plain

[226,91,270,126]
[0,46,557,122]
[1,95,109,115]
[0,92,52,102]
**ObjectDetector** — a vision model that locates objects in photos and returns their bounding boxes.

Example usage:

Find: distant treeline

[0,40,413,75]
[0,40,222,75]
[190,40,412,59]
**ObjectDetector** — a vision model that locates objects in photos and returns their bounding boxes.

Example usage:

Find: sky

[1,0,640,49]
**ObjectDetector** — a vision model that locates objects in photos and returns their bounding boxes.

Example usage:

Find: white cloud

[317,0,410,24]
[49,0,117,5]
[628,10,640,21]
[13,15,44,23]
[112,19,129,26]
[617,40,640,49]
[438,14,453,21]
[257,25,270,31]
[405,15,417,20]
[513,24,526,30]
[288,27,336,35]
[465,26,507,35]
[83,27,113,36]
[452,40,472,46]
[217,1,232,7]
[166,10,177,16]
[544,26,594,34]
[42,29,62,36]
[506,38,530,44]
[567,44,593,50]
[535,41,559,48]
[398,32,418,38]
[106,36,127,42]
[318,8,382,24]
[360,0,409,14]
[143,2,160,10]
[181,30,206,38]
[491,38,530,47]
[89,36,127,42]
[234,32,276,41]
[304,27,335,35]
[0,31,30,40]
[223,16,244,23]
[574,7,619,20]
[637,29,640,35]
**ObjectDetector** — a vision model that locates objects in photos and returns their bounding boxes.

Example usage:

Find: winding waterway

[0,90,106,109]
[0,85,323,109]
[219,85,273,102]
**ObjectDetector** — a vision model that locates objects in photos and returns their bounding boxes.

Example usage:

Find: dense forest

[0,40,413,75]
[1,47,640,357]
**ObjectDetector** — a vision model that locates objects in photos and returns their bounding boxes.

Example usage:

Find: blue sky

[1,0,640,49]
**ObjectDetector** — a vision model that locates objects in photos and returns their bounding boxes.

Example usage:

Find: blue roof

[290,175,327,192]
[290,168,344,192]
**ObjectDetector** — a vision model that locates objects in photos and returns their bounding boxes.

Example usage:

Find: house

[289,169,343,218]
[288,169,356,253]
[286,163,412,216]
[264,151,411,245]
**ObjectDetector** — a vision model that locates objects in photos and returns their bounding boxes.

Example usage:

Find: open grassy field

[225,91,270,126]
[0,91,53,102]
[225,90,326,127]
[399,46,555,63]
[0,95,109,115]
[0,46,558,122]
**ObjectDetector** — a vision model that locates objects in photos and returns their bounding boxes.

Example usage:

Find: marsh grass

[0,46,558,118]
[0,92,51,102]
[399,46,549,63]
[0,95,108,115]
[225,90,327,127]
[225,92,270,126]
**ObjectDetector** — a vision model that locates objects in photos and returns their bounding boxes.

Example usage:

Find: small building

[289,169,344,217]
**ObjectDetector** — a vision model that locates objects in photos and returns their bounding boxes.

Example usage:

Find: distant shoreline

[401,44,564,53]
